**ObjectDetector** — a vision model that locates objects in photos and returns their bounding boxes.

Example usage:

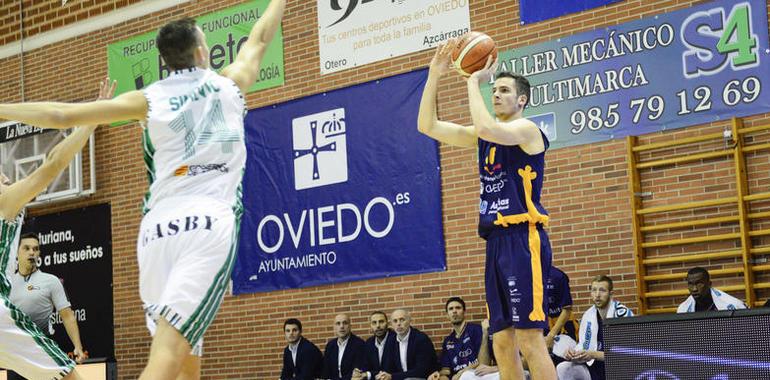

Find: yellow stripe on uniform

[528,222,546,322]
[492,165,549,227]
[491,165,548,322]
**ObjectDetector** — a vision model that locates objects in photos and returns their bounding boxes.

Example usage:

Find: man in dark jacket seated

[281,318,323,380]
[378,309,438,380]
[323,313,366,380]
[354,311,393,380]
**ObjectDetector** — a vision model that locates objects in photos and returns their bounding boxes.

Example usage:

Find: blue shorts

[485,223,552,333]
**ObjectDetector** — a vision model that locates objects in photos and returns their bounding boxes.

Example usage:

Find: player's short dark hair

[687,267,710,281]
[591,274,614,291]
[283,318,302,332]
[370,311,387,320]
[19,232,39,242]
[495,71,531,108]
[445,296,466,312]
[157,17,200,70]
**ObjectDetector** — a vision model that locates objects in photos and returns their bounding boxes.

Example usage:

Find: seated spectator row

[280,267,748,380]
[281,304,497,380]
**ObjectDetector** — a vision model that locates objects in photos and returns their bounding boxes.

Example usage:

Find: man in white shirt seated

[379,309,438,380]
[556,275,633,380]
[677,267,747,313]
[280,318,323,380]
[323,313,366,380]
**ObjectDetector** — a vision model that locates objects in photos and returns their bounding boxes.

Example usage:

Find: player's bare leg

[493,327,526,380]
[176,354,201,380]
[139,318,192,380]
[516,328,556,380]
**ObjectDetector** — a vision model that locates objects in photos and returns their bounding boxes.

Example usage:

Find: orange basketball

[451,31,498,77]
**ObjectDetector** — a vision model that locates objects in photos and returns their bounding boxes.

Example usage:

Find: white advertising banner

[318,0,471,74]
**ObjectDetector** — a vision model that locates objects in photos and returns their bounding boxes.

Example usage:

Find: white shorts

[0,293,74,380]
[137,196,240,356]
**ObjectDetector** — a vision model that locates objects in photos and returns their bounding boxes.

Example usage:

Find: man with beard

[556,275,632,380]
[353,311,393,380]
[323,313,366,380]
[436,297,486,380]
[677,267,746,313]
[281,318,322,380]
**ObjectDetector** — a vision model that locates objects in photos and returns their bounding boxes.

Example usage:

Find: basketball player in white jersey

[0,79,114,380]
[0,1,285,378]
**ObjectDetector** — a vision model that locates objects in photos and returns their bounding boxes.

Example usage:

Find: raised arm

[466,58,542,150]
[221,0,286,93]
[0,79,117,220]
[0,89,146,130]
[417,40,477,148]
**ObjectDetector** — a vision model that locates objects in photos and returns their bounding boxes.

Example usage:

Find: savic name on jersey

[168,80,222,111]
[142,68,246,212]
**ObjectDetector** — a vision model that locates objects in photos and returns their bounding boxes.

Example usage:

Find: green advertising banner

[107,0,283,96]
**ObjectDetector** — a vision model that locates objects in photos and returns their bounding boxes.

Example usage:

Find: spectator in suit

[380,309,438,380]
[324,313,366,380]
[281,318,323,380]
[353,311,393,380]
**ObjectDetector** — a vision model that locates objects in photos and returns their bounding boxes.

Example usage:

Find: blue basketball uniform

[440,323,483,375]
[479,131,552,333]
[546,266,577,340]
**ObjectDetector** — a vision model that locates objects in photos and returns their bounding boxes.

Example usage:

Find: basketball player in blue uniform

[545,266,576,367]
[546,266,576,347]
[418,41,556,380]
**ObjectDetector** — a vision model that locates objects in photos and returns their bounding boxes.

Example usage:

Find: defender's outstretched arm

[222,0,286,93]
[0,79,118,220]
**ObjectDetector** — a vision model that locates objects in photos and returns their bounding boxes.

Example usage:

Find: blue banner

[233,70,445,294]
[521,0,622,24]
[491,0,770,150]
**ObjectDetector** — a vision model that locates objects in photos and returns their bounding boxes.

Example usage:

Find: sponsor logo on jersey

[483,146,502,175]
[174,163,230,177]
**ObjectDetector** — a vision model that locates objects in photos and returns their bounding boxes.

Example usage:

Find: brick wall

[0,0,144,46]
[1,0,769,378]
